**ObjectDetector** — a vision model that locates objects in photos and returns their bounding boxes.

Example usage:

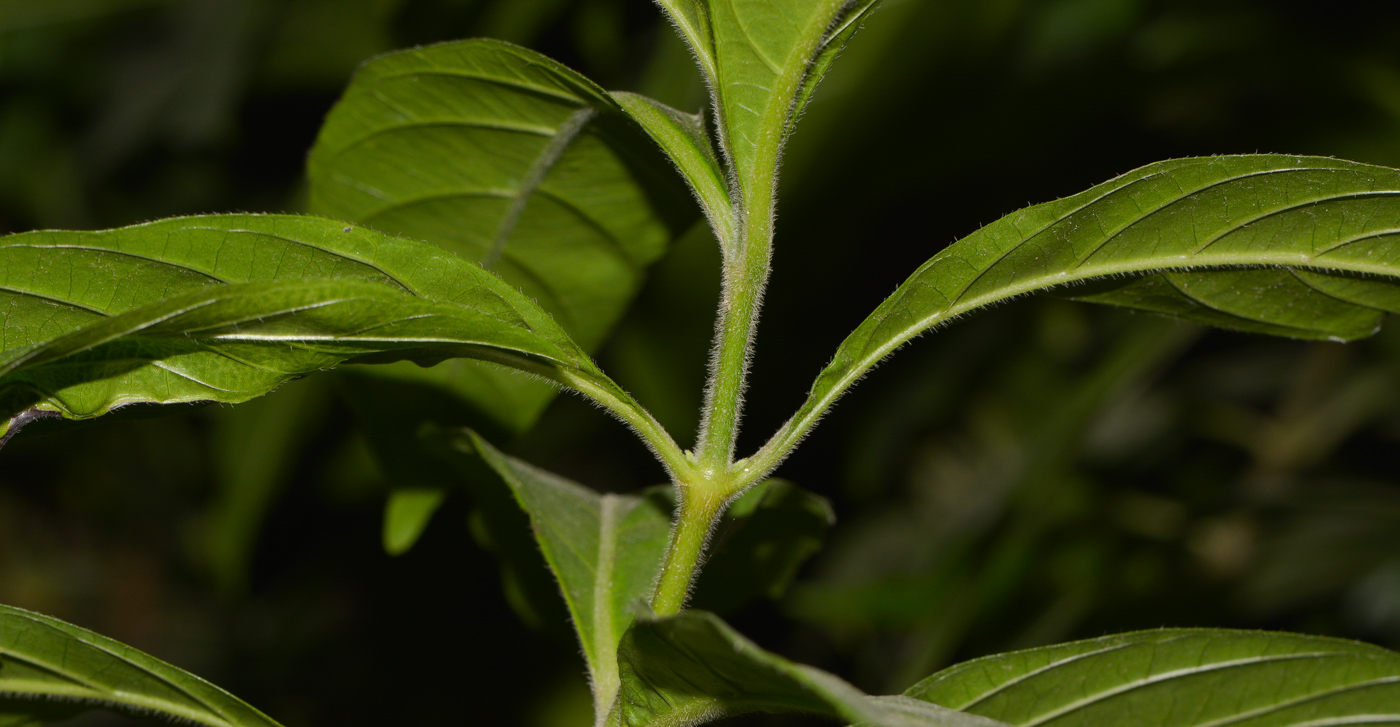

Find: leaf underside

[610,610,1006,727]
[779,155,1400,454]
[462,431,672,723]
[307,38,698,437]
[445,430,839,723]
[907,628,1400,726]
[654,0,877,194]
[0,214,607,440]
[0,604,282,727]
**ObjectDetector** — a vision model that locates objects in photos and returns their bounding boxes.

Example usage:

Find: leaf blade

[610,610,1007,727]
[904,629,1400,726]
[305,36,695,395]
[760,155,1400,475]
[465,431,672,725]
[0,603,282,727]
[611,91,735,247]
[0,214,642,440]
[304,39,704,523]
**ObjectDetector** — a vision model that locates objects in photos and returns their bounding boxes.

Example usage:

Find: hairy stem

[651,483,728,615]
[695,188,775,471]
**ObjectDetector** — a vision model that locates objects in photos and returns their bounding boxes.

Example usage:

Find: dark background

[4,0,1400,724]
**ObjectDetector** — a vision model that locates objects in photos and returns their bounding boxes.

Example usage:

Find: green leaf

[382,487,449,556]
[653,1,717,87]
[307,38,701,442]
[308,37,695,350]
[905,628,1400,725]
[305,39,710,545]
[762,155,1400,468]
[790,0,881,128]
[422,426,574,635]
[0,603,283,727]
[692,478,835,614]
[654,0,879,193]
[610,91,734,247]
[0,214,642,441]
[609,609,1007,727]
[463,431,672,725]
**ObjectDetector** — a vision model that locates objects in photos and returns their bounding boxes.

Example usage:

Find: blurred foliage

[3,0,1400,725]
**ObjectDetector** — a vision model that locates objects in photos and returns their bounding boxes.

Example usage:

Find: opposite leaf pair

[7,442,1397,727]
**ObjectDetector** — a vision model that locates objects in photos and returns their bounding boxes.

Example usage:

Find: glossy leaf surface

[610,610,1006,727]
[0,214,631,440]
[907,628,1400,725]
[307,38,702,441]
[0,604,282,727]
[768,155,1400,464]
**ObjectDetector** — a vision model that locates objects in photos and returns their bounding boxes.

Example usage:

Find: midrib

[592,494,623,726]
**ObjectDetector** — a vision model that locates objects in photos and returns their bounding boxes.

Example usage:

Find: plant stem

[651,483,728,615]
[695,190,775,471]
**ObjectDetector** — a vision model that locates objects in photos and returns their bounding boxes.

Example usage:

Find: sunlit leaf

[767,155,1400,463]
[0,603,282,727]
[0,214,640,442]
[906,628,1400,725]
[609,609,1006,727]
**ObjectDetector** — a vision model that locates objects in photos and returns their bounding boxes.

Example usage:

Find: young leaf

[463,431,672,726]
[653,0,879,193]
[905,628,1400,725]
[609,609,1007,727]
[610,91,735,248]
[0,214,657,447]
[758,155,1400,475]
[0,603,283,727]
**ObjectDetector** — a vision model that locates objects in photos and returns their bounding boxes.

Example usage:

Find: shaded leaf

[0,214,642,441]
[609,609,1006,727]
[692,478,835,614]
[766,155,1400,464]
[906,628,1400,725]
[463,431,671,724]
[304,39,709,550]
[382,487,448,556]
[0,603,282,727]
[308,38,701,445]
[308,38,694,349]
